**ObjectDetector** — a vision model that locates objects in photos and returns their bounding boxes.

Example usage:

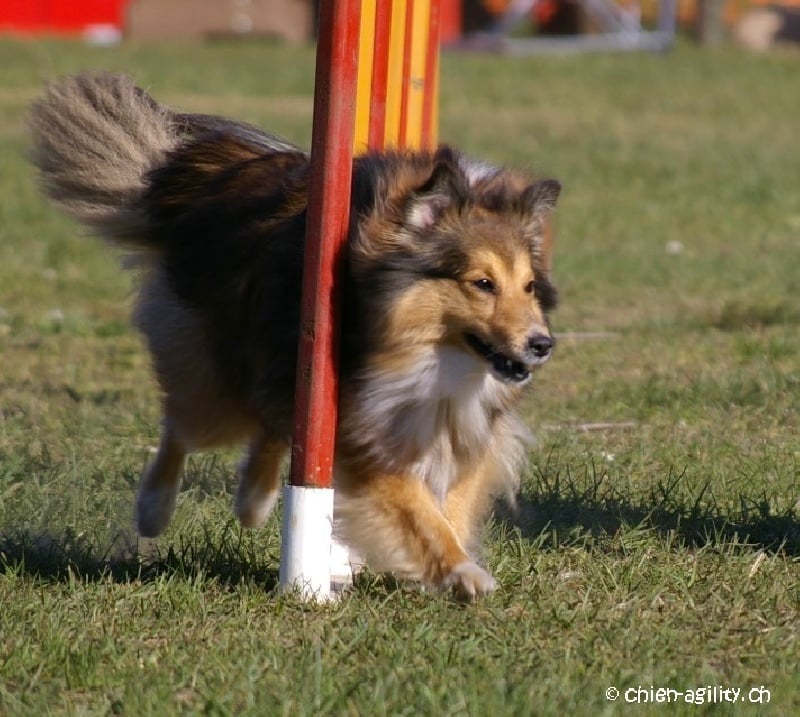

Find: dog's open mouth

[464,333,530,384]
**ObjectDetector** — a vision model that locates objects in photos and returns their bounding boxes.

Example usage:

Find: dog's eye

[524,280,535,294]
[473,278,495,294]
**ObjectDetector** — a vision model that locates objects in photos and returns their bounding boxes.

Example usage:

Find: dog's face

[404,160,559,384]
[350,151,560,384]
[451,225,556,384]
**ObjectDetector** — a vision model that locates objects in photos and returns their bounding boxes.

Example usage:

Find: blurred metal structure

[458,0,677,54]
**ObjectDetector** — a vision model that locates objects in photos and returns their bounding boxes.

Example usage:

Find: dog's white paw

[135,485,178,538]
[442,561,497,601]
[234,487,279,529]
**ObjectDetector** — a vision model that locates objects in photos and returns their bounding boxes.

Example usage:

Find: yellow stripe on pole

[353,2,376,154]
[353,1,440,152]
[428,36,439,149]
[402,0,430,149]
[384,0,407,149]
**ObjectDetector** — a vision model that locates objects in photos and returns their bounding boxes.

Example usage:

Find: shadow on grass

[0,524,280,589]
[3,460,798,587]
[500,460,800,556]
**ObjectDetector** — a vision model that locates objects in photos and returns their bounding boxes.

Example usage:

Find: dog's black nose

[527,333,553,360]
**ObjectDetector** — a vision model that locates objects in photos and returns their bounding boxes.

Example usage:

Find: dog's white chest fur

[344,346,512,503]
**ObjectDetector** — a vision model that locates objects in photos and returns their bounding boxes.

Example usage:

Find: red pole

[367,2,393,151]
[290,0,361,489]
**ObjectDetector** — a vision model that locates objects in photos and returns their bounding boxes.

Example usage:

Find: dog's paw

[135,485,178,538]
[234,488,279,529]
[441,561,497,601]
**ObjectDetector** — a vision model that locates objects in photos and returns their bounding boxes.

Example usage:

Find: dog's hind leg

[234,435,286,529]
[135,424,187,537]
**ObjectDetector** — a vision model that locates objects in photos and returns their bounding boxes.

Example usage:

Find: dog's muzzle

[464,331,553,384]
[464,333,528,383]
[526,333,553,365]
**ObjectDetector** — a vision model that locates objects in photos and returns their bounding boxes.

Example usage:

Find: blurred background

[1,0,798,51]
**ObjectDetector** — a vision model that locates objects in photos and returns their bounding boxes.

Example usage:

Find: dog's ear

[405,154,469,231]
[521,179,561,216]
[521,179,561,274]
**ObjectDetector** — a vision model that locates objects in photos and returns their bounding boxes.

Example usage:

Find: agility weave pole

[354,0,441,153]
[279,0,442,598]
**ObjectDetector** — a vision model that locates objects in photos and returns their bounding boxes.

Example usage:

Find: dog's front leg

[443,454,501,558]
[335,471,496,600]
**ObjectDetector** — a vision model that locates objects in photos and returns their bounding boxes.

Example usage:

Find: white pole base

[279,485,353,600]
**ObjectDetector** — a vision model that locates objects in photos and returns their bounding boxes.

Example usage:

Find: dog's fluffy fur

[29,74,561,599]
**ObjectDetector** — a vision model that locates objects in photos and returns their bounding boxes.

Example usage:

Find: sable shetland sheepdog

[29,74,561,599]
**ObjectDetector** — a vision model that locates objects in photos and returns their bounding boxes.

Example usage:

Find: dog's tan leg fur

[234,436,285,529]
[336,472,497,599]
[135,425,187,537]
[443,469,495,556]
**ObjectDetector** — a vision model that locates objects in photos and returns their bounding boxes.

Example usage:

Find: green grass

[1,37,798,715]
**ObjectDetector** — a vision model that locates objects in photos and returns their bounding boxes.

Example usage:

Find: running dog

[29,74,560,599]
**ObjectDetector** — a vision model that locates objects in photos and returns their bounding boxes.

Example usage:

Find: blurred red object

[0,1,126,34]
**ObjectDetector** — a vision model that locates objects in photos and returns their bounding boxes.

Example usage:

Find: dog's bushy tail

[29,73,178,245]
